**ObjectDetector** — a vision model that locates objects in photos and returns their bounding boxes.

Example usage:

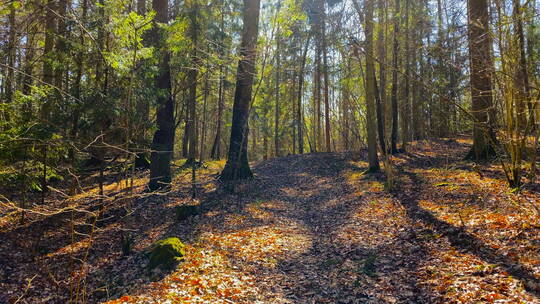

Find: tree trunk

[69,0,88,158]
[313,49,321,152]
[40,0,56,122]
[512,0,533,130]
[5,4,16,106]
[211,0,226,160]
[220,0,260,181]
[149,0,175,190]
[390,0,400,153]
[401,0,410,151]
[54,0,68,94]
[274,29,281,157]
[364,0,381,172]
[200,54,210,162]
[376,0,387,150]
[137,0,146,14]
[466,0,498,160]
[297,34,310,154]
[186,1,199,165]
[320,0,331,152]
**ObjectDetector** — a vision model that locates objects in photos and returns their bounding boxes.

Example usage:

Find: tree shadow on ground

[391,145,540,298]
[179,152,441,303]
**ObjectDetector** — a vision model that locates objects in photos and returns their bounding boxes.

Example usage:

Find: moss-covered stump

[175,204,200,221]
[147,237,185,270]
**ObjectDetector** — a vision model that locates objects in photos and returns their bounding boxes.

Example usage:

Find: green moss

[358,254,377,277]
[175,204,200,221]
[147,237,185,270]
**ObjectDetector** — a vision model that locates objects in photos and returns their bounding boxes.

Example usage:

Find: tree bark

[401,0,410,151]
[390,0,400,153]
[320,0,331,152]
[211,0,226,160]
[364,0,381,172]
[512,0,533,130]
[274,27,281,157]
[220,0,260,181]
[40,0,57,122]
[149,0,175,190]
[466,0,498,160]
[186,1,200,165]
[297,34,311,154]
[5,4,16,106]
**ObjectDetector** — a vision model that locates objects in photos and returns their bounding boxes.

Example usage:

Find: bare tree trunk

[364,0,381,172]
[401,0,410,151]
[319,0,331,152]
[220,0,260,181]
[314,39,322,152]
[376,0,387,150]
[149,0,175,190]
[390,0,400,153]
[40,0,57,121]
[70,0,88,158]
[466,0,498,160]
[211,0,226,160]
[274,29,281,157]
[200,54,210,162]
[297,35,310,154]
[54,0,68,94]
[186,1,199,165]
[513,0,533,129]
[5,4,16,106]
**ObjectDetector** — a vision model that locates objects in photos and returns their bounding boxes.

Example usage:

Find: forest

[0,0,539,302]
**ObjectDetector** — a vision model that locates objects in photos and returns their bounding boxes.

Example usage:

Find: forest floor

[1,138,539,304]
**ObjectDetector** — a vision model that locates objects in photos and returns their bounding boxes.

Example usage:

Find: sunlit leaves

[106,9,155,71]
[167,18,190,54]
[275,0,306,38]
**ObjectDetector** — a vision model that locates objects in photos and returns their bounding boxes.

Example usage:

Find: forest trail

[1,139,539,304]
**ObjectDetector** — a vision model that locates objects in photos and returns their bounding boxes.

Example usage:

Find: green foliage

[107,10,155,71]
[0,0,21,15]
[275,0,306,38]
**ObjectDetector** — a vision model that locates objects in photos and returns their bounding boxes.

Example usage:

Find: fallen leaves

[2,140,539,303]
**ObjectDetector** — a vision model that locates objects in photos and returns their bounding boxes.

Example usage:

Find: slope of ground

[0,139,539,303]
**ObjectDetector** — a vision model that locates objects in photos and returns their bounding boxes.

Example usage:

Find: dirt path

[125,141,538,304]
[2,140,539,304]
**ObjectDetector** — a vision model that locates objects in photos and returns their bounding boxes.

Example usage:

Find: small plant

[121,232,134,256]
[358,254,378,277]
[175,204,200,221]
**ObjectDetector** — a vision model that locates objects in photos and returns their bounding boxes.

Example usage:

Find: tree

[186,0,200,165]
[400,0,410,151]
[364,0,381,172]
[149,0,175,190]
[466,0,498,160]
[210,0,227,160]
[390,0,400,153]
[297,34,311,154]
[275,23,281,157]
[40,0,57,122]
[220,0,261,181]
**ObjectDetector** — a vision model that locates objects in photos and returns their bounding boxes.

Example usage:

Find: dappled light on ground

[1,139,539,303]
